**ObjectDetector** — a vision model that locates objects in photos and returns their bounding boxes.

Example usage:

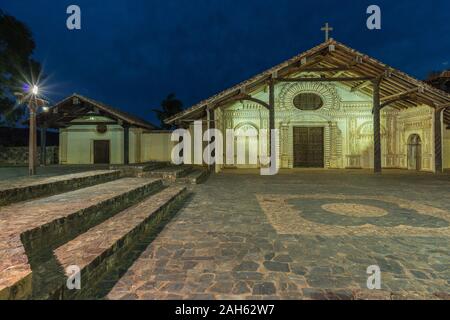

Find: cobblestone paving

[108,170,450,300]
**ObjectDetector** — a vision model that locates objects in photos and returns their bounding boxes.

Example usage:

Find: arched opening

[234,123,259,168]
[407,134,422,171]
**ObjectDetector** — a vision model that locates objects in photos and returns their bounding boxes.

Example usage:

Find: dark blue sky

[1,0,449,125]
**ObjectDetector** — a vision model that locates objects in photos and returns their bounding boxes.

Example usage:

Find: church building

[36,94,175,165]
[166,38,450,173]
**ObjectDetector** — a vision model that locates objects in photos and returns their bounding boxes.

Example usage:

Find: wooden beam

[123,125,130,165]
[279,50,330,77]
[66,121,118,126]
[269,79,275,159]
[297,66,351,73]
[206,108,213,169]
[380,89,422,109]
[275,76,374,83]
[351,80,372,92]
[381,87,423,102]
[381,95,415,109]
[214,93,270,110]
[332,70,346,78]
[437,102,450,109]
[179,119,216,123]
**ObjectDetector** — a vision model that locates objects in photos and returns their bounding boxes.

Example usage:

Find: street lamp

[15,84,49,176]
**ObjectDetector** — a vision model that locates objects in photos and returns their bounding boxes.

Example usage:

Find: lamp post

[29,96,37,175]
[15,85,48,176]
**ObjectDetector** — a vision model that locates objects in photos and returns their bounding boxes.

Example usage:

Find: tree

[0,10,41,125]
[152,93,184,129]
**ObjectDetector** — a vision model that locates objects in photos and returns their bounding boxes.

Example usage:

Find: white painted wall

[59,116,142,165]
[141,132,175,162]
[444,128,450,169]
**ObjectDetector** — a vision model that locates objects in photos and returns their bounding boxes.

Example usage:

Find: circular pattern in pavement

[321,203,388,217]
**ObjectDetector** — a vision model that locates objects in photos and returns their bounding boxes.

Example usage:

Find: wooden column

[269,79,275,157]
[434,108,444,173]
[123,124,130,165]
[373,79,382,174]
[40,124,47,166]
[206,108,216,170]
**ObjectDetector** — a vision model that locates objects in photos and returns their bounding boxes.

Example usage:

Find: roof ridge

[166,39,450,124]
[331,39,450,100]
[39,94,156,130]
[165,39,331,123]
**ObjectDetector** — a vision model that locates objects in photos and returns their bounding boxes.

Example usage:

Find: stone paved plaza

[108,170,450,300]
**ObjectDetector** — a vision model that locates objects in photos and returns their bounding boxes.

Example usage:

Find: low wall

[0,146,59,165]
[141,132,175,162]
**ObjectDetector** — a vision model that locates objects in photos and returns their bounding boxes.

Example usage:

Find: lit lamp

[15,84,49,176]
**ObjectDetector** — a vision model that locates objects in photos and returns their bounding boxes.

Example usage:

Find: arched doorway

[234,123,259,168]
[407,134,422,171]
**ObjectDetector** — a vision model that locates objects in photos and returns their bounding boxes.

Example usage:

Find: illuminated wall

[141,132,175,162]
[217,81,435,172]
[59,116,141,164]
[395,105,434,171]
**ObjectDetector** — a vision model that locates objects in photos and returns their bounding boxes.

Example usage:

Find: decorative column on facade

[280,123,289,168]
[329,122,342,168]
[346,117,360,168]
[385,113,397,168]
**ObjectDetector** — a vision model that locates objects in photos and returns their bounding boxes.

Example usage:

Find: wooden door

[293,127,324,167]
[93,140,110,164]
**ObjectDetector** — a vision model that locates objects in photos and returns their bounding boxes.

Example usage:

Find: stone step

[54,186,188,299]
[0,177,163,300]
[143,165,194,181]
[177,168,210,185]
[110,162,168,176]
[0,170,121,207]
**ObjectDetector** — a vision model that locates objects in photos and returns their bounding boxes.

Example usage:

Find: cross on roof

[321,22,333,41]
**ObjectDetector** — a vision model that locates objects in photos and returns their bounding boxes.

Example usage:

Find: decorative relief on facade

[278,82,341,112]
[281,124,289,168]
[218,86,437,172]
[397,105,434,171]
[329,122,343,168]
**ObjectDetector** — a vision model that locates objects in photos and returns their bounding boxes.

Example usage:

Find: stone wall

[0,146,59,165]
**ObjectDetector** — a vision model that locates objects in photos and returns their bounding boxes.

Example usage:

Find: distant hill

[0,127,59,147]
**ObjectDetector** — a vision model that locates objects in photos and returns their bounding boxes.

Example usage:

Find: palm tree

[152,93,183,129]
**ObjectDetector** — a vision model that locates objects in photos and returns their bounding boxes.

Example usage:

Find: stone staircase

[0,170,121,207]
[0,170,189,300]
[111,162,210,184]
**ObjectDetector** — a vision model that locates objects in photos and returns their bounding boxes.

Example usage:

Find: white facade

[59,116,174,165]
[213,81,446,172]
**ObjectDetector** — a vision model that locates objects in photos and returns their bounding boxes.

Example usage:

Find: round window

[293,93,324,110]
[96,124,108,134]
